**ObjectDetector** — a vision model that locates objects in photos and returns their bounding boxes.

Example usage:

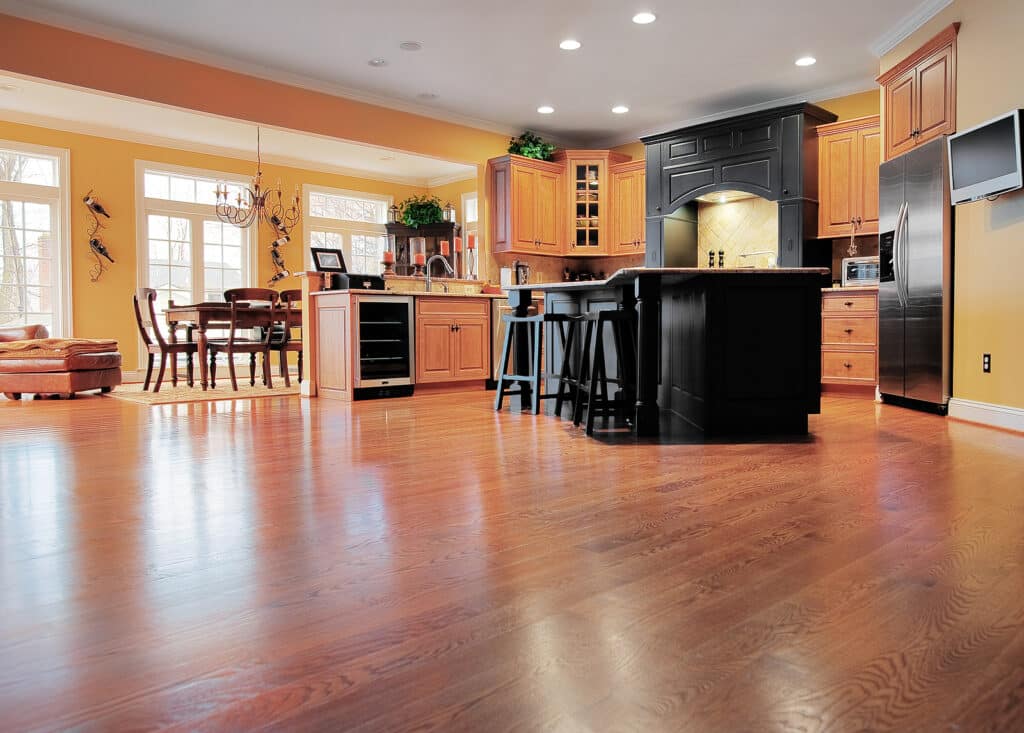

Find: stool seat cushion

[0,352,122,374]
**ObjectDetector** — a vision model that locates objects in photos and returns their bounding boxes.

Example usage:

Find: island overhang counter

[508,267,832,438]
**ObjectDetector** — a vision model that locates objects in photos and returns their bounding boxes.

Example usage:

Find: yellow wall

[881,0,1024,410]
[815,90,880,121]
[0,118,427,370]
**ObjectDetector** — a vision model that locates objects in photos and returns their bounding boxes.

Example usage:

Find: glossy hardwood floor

[1,391,1022,732]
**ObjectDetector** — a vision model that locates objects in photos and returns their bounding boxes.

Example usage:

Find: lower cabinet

[821,289,878,386]
[415,297,491,384]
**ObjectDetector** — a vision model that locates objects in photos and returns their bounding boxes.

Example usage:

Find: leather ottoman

[0,349,122,401]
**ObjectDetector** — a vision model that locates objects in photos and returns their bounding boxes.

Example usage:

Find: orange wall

[880,0,1024,411]
[0,117,427,370]
[0,13,510,282]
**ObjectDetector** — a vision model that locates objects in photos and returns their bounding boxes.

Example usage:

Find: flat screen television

[948,109,1023,204]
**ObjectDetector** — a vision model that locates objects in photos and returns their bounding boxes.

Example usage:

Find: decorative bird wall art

[83,189,114,282]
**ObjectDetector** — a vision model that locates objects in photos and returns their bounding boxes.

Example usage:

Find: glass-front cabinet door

[553,150,630,256]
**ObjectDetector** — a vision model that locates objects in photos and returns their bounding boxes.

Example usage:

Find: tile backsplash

[697,197,779,269]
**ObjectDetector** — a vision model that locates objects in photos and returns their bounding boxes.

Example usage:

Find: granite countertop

[823,284,879,292]
[509,267,832,292]
[310,289,507,299]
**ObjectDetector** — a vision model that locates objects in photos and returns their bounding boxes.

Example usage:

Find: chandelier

[215,127,301,284]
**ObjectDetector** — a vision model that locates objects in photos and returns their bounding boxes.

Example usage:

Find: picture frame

[310,247,347,273]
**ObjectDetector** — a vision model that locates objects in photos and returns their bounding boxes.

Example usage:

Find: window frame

[134,160,258,304]
[0,139,72,336]
[302,184,392,274]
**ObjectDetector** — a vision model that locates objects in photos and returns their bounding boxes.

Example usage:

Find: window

[0,141,70,335]
[304,186,390,275]
[462,192,478,230]
[136,163,255,308]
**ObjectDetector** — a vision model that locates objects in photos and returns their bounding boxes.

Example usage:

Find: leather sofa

[1,325,122,400]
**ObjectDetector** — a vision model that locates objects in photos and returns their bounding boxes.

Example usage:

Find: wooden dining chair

[207,288,280,391]
[133,288,198,393]
[274,289,303,387]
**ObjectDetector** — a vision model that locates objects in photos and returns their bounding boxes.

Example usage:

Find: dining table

[164,302,302,391]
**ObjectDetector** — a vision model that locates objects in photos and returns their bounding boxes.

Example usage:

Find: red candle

[468,233,477,250]
[454,236,462,252]
[382,250,395,264]
[414,252,426,266]
[440,240,450,256]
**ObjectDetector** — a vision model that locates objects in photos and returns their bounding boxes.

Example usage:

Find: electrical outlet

[983,353,992,373]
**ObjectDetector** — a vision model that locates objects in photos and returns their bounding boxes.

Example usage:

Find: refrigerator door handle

[901,201,911,307]
[893,202,908,308]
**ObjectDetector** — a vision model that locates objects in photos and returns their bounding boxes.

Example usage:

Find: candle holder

[413,263,424,278]
[381,260,395,276]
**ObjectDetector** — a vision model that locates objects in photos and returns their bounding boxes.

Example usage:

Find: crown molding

[426,170,479,189]
[587,78,879,149]
[0,1,524,141]
[0,109,446,187]
[869,0,955,57]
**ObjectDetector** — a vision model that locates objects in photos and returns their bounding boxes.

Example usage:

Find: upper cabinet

[878,23,958,161]
[553,150,629,256]
[817,115,881,238]
[610,160,647,254]
[486,150,642,257]
[488,155,563,256]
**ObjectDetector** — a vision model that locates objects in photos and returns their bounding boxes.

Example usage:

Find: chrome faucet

[425,254,454,293]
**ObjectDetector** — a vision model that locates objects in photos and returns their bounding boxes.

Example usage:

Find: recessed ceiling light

[632,12,657,24]
[795,56,817,67]
[368,57,388,67]
[400,41,423,52]
[417,92,439,100]
[559,39,582,50]
[612,105,630,114]
[537,105,555,114]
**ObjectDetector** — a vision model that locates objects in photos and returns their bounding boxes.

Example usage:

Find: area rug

[107,382,300,405]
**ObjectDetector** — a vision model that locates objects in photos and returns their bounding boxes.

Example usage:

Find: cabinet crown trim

[876,22,959,86]
[553,149,631,165]
[486,153,565,173]
[816,115,881,137]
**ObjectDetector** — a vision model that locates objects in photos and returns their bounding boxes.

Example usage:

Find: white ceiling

[0,0,941,147]
[0,73,477,186]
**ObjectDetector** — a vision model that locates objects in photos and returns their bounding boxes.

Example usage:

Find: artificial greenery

[398,194,445,228]
[508,131,556,161]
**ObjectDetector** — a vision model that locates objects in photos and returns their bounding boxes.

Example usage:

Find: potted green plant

[508,131,556,161]
[398,194,445,228]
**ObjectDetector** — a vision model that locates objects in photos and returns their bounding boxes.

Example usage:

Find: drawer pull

[843,362,853,368]
[844,328,854,334]
[844,301,854,307]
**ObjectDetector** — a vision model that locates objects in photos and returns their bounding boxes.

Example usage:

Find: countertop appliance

[841,256,880,287]
[354,295,414,394]
[948,109,1023,204]
[879,136,953,413]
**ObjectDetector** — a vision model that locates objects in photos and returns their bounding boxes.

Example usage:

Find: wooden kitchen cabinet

[878,23,958,161]
[821,289,878,386]
[610,159,647,254]
[554,150,629,256]
[817,115,881,238]
[488,155,563,255]
[415,297,491,384]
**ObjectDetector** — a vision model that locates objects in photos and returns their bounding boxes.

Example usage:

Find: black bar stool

[495,312,577,415]
[573,309,637,435]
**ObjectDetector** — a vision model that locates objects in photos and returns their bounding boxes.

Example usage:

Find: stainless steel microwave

[841,256,880,287]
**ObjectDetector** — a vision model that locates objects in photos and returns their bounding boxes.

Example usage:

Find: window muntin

[0,142,68,335]
[305,186,391,276]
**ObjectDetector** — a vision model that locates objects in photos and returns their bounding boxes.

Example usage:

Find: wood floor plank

[0,391,1022,732]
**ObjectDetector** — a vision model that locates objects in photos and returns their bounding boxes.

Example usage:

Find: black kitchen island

[508,267,831,438]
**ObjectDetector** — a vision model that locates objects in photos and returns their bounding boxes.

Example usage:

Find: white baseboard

[948,398,1024,434]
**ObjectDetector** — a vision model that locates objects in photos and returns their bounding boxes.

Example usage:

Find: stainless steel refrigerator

[878,136,953,412]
